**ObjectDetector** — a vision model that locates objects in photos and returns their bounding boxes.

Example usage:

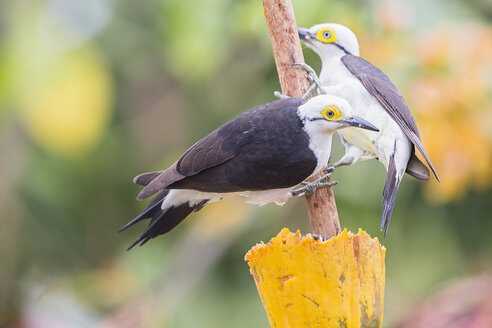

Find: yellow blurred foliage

[20,47,112,158]
[95,260,142,306]
[191,197,253,237]
[359,19,492,203]
[160,0,229,82]
[408,25,492,203]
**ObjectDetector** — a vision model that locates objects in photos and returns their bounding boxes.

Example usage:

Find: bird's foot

[273,91,290,99]
[291,171,337,197]
[274,86,316,100]
[292,62,326,98]
[323,165,335,174]
[301,82,318,99]
[274,63,324,99]
[304,169,334,184]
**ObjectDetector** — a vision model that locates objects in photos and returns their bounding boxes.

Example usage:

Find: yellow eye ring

[321,106,341,121]
[316,27,337,43]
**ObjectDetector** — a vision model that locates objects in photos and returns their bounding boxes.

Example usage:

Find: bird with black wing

[120,95,378,249]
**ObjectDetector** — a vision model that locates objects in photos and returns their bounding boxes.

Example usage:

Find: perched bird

[120,95,378,249]
[298,23,439,238]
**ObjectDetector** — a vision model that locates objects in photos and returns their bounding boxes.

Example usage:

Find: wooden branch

[262,0,340,238]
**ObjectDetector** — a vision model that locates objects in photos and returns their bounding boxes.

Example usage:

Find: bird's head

[298,23,360,58]
[298,95,378,133]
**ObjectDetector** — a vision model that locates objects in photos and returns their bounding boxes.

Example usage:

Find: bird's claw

[291,179,337,197]
[292,62,326,98]
[275,63,325,99]
[292,62,317,76]
[324,166,335,175]
[301,83,317,99]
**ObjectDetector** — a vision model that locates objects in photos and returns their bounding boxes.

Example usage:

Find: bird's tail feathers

[133,171,163,186]
[119,190,169,233]
[381,152,401,241]
[405,151,430,180]
[120,191,208,250]
[136,163,184,200]
[413,141,439,182]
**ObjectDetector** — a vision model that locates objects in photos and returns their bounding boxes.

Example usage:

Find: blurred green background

[1,0,492,327]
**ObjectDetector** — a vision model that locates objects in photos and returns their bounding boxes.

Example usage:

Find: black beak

[298,27,315,41]
[340,116,379,132]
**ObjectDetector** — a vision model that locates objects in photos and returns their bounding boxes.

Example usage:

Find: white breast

[319,57,411,169]
[299,119,334,175]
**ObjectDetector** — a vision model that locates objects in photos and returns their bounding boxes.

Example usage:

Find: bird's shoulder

[176,97,307,177]
[341,54,406,103]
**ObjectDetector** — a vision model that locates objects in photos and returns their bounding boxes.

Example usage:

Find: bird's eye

[316,27,337,43]
[321,106,342,121]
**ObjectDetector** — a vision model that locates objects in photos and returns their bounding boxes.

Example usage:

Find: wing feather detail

[136,97,316,199]
[341,54,439,181]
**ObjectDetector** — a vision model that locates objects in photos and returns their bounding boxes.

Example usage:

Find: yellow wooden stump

[245,228,385,328]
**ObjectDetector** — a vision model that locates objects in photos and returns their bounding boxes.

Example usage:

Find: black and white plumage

[298,23,439,238]
[120,95,379,249]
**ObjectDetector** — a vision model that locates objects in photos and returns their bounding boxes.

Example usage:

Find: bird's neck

[303,124,334,175]
[319,55,346,86]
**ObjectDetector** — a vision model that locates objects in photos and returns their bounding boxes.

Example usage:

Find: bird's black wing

[341,54,439,181]
[169,97,318,192]
[138,97,318,198]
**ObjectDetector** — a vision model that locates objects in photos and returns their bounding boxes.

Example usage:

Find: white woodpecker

[298,23,439,239]
[120,95,378,249]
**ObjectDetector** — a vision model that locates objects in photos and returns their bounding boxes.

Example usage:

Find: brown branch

[262,0,340,238]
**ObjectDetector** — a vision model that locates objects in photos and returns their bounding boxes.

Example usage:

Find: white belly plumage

[319,66,410,169]
[162,187,296,211]
[338,127,377,155]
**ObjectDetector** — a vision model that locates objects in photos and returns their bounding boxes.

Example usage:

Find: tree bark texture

[262,0,341,238]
